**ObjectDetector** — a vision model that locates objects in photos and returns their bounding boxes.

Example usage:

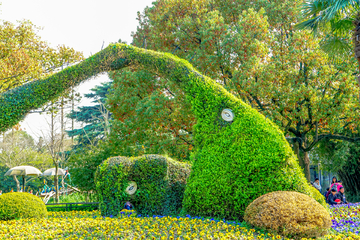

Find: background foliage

[67,140,116,192]
[0,129,53,192]
[313,140,360,202]
[123,0,360,183]
[108,69,194,160]
[0,19,83,93]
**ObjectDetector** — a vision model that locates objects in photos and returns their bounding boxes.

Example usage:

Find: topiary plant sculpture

[95,154,191,217]
[0,43,326,220]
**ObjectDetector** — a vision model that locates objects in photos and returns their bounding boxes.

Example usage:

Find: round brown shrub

[0,192,47,220]
[244,191,331,239]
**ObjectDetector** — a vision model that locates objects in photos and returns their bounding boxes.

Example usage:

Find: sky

[0,0,154,140]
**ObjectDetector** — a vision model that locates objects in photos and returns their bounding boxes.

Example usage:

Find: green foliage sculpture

[95,154,191,216]
[0,43,326,219]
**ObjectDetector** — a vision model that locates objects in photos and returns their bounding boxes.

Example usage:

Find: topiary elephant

[95,154,191,217]
[0,43,326,220]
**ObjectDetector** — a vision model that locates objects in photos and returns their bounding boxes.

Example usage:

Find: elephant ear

[95,156,130,217]
[129,155,168,215]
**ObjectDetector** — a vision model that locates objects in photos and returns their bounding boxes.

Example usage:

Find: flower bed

[0,205,359,239]
[330,202,360,235]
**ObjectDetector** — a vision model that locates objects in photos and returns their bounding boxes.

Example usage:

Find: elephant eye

[221,109,234,122]
[126,181,138,195]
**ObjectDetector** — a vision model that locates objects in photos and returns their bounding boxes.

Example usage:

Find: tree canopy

[0,19,83,93]
[105,0,360,181]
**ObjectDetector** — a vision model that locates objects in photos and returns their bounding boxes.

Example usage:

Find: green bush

[95,154,191,217]
[0,192,47,220]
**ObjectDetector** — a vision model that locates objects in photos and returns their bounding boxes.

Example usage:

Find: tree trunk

[292,141,311,182]
[353,21,360,103]
[13,175,20,192]
[55,163,59,203]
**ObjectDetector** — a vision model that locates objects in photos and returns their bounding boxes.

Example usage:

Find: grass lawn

[0,203,359,239]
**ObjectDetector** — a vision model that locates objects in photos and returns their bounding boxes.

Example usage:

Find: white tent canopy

[5,165,42,177]
[5,165,42,191]
[42,168,66,176]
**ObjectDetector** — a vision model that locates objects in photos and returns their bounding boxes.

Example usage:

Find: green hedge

[46,203,99,212]
[0,192,47,220]
[95,154,191,217]
[0,43,326,220]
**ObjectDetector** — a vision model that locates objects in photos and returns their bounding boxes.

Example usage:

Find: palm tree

[296,0,360,98]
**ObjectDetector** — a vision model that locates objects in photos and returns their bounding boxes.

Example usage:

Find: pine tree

[67,81,113,150]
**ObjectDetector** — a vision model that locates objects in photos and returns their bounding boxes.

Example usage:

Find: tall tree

[0,19,83,93]
[107,0,360,181]
[67,81,113,150]
[40,99,73,202]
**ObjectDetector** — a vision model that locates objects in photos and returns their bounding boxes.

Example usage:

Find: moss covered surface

[0,43,326,219]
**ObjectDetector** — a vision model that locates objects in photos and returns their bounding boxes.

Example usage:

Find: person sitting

[312,178,321,192]
[124,201,134,210]
[328,188,341,205]
[330,180,343,192]
[324,187,330,203]
[330,176,337,188]
[336,180,343,192]
[337,186,347,204]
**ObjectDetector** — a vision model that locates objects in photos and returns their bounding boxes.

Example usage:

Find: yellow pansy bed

[0,210,358,240]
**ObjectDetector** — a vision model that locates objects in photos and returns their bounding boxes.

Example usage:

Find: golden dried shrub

[244,191,331,239]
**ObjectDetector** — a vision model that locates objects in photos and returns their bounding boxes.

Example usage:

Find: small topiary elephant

[95,154,191,217]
